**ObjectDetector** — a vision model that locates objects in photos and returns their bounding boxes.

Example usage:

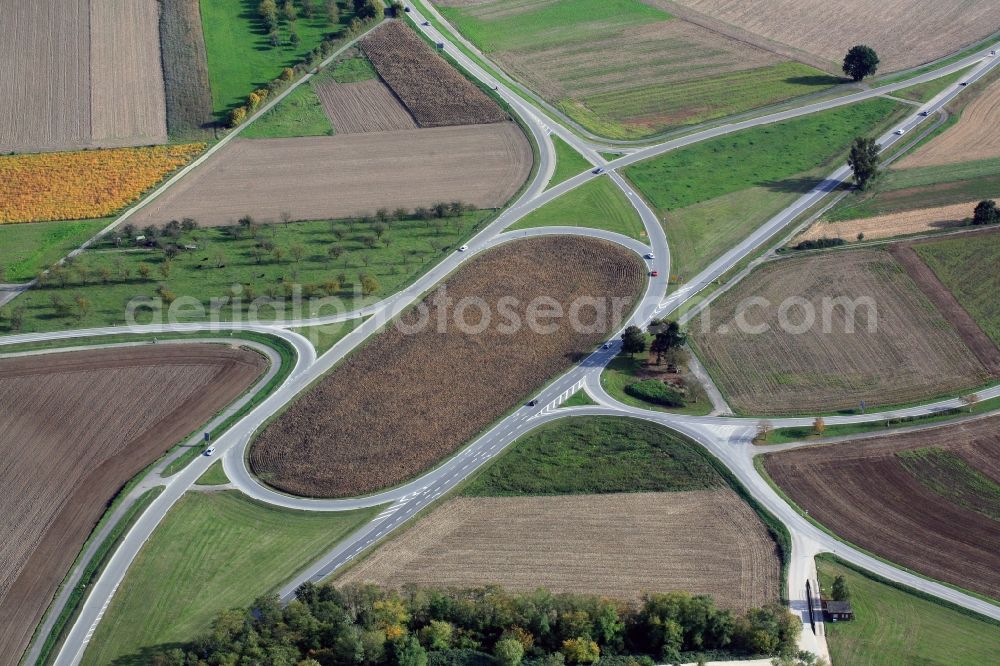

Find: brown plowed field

[667,0,1000,72]
[89,0,167,144]
[159,0,214,134]
[314,79,418,133]
[0,0,167,153]
[337,492,780,611]
[890,238,1000,375]
[0,344,265,665]
[897,76,1000,169]
[691,249,990,415]
[250,236,644,497]
[764,415,1000,598]
[799,201,983,243]
[129,125,531,227]
[360,21,507,127]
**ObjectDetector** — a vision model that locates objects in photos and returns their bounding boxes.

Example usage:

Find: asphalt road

[4,11,997,664]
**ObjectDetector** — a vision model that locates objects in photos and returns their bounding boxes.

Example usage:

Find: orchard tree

[847,136,881,190]
[842,45,879,81]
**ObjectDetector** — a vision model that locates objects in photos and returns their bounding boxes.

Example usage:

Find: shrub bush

[624,380,685,407]
[794,237,845,250]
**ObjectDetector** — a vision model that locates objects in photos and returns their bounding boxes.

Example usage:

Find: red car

[650,270,659,277]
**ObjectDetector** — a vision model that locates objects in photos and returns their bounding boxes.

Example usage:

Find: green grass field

[549,135,592,188]
[623,98,903,279]
[572,62,840,139]
[0,212,489,333]
[816,555,1000,666]
[81,491,379,665]
[199,0,352,117]
[915,231,1000,346]
[240,85,333,138]
[507,176,646,240]
[463,416,722,496]
[325,54,378,82]
[0,219,110,283]
[625,98,902,212]
[600,352,711,416]
[437,0,669,53]
[195,461,229,486]
[292,316,366,355]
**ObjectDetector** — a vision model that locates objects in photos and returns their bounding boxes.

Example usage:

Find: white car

[894,128,906,135]
[458,245,469,252]
[203,446,216,456]
[644,253,655,260]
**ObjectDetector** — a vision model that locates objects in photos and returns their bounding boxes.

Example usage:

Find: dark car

[527,400,538,407]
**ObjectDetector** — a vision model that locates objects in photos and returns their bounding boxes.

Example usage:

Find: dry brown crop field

[798,201,983,243]
[129,126,531,227]
[360,21,508,127]
[337,492,780,611]
[159,0,214,135]
[250,236,644,498]
[764,415,1000,598]
[0,344,265,665]
[0,0,167,153]
[315,79,418,133]
[667,0,1000,72]
[691,249,991,415]
[897,77,1000,169]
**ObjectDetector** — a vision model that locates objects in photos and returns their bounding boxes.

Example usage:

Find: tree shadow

[109,642,187,665]
[760,176,847,194]
[785,74,847,87]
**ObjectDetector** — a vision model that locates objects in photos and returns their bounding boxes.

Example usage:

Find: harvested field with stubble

[337,492,780,611]
[897,77,1000,169]
[0,344,266,666]
[667,0,1000,72]
[250,237,645,498]
[0,0,167,153]
[360,21,507,127]
[314,78,417,133]
[691,249,991,415]
[128,126,530,227]
[764,414,1000,598]
[799,200,984,243]
[159,0,214,134]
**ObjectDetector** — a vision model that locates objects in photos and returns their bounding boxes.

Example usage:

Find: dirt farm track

[764,414,1000,599]
[129,124,531,227]
[337,491,781,611]
[0,345,265,666]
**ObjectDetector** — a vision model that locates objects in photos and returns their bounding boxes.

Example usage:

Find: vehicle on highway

[592,167,604,175]
[421,20,429,26]
[458,245,469,252]
[960,81,969,86]
[404,5,410,12]
[650,270,659,277]
[203,446,216,456]
[602,342,612,350]
[991,49,997,56]
[527,399,537,407]
[645,253,655,260]
[895,128,906,135]
[919,110,929,116]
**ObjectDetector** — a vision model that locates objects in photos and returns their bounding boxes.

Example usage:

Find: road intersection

[3,10,999,664]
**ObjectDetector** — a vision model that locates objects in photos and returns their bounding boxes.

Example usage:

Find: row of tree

[147,584,802,666]
[620,319,686,363]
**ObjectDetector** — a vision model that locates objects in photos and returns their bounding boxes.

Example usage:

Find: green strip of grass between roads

[751,455,998,606]
[816,554,1000,666]
[761,397,1000,444]
[33,487,163,666]
[195,461,230,486]
[548,135,593,188]
[507,176,647,241]
[560,389,596,407]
